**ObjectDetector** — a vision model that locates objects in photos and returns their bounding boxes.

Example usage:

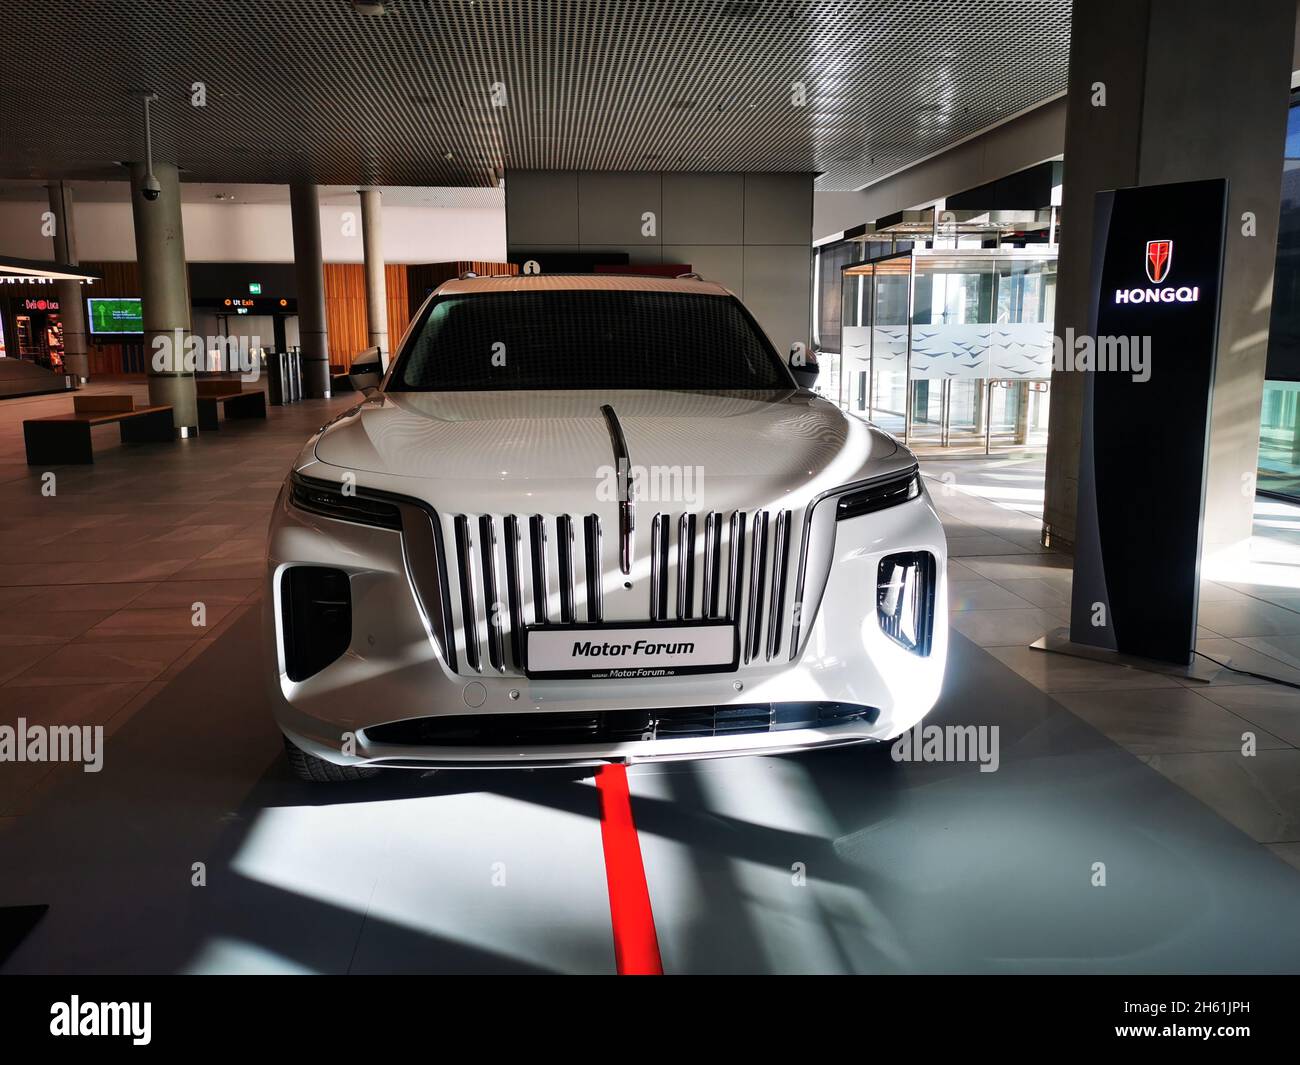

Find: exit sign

[248,282,262,295]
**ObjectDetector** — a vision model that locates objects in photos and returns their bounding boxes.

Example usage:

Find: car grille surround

[432,504,810,677]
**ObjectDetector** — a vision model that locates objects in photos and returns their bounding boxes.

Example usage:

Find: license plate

[523,622,739,679]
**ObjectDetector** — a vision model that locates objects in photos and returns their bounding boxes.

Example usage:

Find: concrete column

[289,182,331,398]
[129,161,197,432]
[46,181,90,383]
[359,188,389,359]
[1043,0,1296,568]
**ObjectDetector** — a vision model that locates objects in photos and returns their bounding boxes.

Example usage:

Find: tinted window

[389,290,792,391]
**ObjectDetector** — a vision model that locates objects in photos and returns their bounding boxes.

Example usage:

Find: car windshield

[388,289,793,391]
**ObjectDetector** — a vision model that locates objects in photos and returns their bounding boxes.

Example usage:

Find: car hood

[308,389,909,514]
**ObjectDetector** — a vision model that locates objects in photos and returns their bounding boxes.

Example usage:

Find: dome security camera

[139,172,162,202]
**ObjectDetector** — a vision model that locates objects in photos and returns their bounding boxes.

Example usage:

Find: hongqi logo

[1145,239,1172,284]
[1115,237,1199,305]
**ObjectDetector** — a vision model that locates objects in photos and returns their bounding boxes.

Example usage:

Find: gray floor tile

[1196,599,1300,638]
[1266,842,1300,872]
[949,607,1064,647]
[947,580,1037,612]
[1196,684,1300,746]
[1051,687,1290,756]
[987,644,1183,693]
[995,576,1072,612]
[1145,749,1300,844]
[958,553,1072,582]
[1183,638,1300,688]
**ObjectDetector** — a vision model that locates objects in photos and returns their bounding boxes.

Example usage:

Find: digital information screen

[86,297,144,335]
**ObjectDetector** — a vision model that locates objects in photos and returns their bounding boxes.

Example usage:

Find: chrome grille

[436,506,807,677]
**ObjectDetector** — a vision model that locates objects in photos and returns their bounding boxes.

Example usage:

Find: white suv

[265,275,947,780]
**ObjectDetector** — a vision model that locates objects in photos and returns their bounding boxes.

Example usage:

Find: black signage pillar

[1069,178,1228,665]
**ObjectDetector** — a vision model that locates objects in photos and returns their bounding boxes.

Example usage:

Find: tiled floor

[0,378,351,817]
[924,455,1300,870]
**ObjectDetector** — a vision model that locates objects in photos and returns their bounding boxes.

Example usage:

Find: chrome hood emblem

[601,403,635,575]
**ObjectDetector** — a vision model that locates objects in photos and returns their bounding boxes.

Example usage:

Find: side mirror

[348,346,383,396]
[789,345,819,390]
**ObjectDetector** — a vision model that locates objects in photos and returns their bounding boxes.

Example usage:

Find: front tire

[283,736,382,783]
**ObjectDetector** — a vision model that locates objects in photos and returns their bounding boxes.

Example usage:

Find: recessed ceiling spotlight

[444,151,455,161]
[350,1,390,15]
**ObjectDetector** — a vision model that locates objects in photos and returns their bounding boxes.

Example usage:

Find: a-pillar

[46,181,90,383]
[289,182,331,398]
[1043,0,1296,568]
[129,161,197,433]
[359,188,389,361]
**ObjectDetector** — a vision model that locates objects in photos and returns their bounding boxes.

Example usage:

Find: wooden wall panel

[324,263,412,369]
[385,263,410,353]
[323,263,366,368]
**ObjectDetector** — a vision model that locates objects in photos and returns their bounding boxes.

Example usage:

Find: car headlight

[289,471,401,530]
[835,469,921,521]
[877,551,937,656]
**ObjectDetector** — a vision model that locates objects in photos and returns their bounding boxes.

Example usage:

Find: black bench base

[24,408,176,465]
[197,390,267,431]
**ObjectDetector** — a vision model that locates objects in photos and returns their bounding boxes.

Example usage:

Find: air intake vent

[363,702,879,747]
[281,566,352,681]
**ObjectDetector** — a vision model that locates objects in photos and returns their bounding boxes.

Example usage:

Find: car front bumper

[264,480,948,769]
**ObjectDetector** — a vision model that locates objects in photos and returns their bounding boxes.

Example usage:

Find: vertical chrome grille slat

[529,514,548,625]
[727,511,746,621]
[701,512,718,619]
[650,515,659,618]
[504,515,523,667]
[650,513,670,621]
[746,511,769,663]
[453,515,481,673]
[584,514,603,623]
[677,513,696,619]
[557,514,575,624]
[478,515,504,673]
[766,510,791,661]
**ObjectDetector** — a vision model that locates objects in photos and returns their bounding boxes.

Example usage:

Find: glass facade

[832,247,1056,453]
[1258,96,1300,498]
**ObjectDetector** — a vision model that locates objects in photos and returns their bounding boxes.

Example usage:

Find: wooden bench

[24,394,175,465]
[195,381,267,431]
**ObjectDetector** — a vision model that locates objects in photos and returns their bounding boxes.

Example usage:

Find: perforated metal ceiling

[0,0,1071,192]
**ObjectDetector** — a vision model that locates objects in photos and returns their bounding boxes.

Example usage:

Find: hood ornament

[601,404,635,575]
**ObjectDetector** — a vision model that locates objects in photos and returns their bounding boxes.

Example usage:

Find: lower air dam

[573,639,696,657]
